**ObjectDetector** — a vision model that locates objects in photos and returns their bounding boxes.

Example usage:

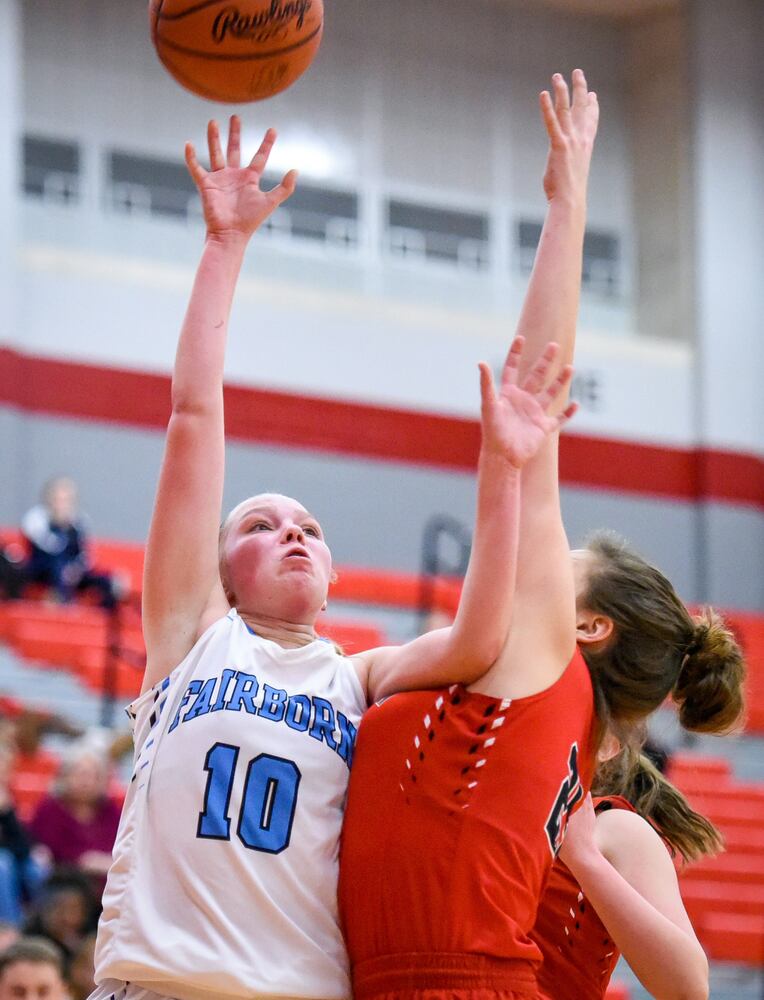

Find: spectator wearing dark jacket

[21,478,117,609]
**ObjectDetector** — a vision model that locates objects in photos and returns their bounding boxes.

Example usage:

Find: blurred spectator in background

[0,924,19,953]
[0,743,46,926]
[27,743,120,887]
[0,936,67,1000]
[21,477,119,609]
[0,545,25,601]
[67,932,96,1000]
[1,700,82,826]
[22,869,95,978]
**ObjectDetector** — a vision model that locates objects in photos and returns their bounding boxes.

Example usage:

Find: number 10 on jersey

[197,742,302,854]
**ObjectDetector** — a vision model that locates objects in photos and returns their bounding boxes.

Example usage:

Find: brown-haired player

[338,69,745,999]
[532,567,744,1000]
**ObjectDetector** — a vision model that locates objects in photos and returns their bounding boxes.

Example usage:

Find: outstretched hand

[540,68,599,203]
[185,116,297,240]
[479,336,577,469]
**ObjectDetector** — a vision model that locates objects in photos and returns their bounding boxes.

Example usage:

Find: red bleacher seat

[668,752,732,778]
[667,754,732,795]
[682,880,764,921]
[718,825,764,854]
[682,852,764,885]
[699,912,764,964]
[676,793,764,828]
[89,539,145,596]
[0,694,24,718]
[725,612,764,735]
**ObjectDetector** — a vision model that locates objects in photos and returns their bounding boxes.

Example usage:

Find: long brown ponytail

[592,747,723,863]
[579,530,747,861]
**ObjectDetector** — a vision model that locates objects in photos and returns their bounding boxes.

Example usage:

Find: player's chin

[281,557,314,575]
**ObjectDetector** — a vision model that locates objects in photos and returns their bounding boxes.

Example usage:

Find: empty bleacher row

[668,753,764,968]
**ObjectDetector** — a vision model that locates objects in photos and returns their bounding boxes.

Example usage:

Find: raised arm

[356,338,576,703]
[482,71,599,697]
[559,798,709,1000]
[141,118,296,692]
[517,71,598,375]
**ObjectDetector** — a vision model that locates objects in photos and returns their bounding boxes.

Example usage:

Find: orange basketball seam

[155,23,322,61]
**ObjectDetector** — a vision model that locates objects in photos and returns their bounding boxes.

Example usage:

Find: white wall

[17,224,692,446]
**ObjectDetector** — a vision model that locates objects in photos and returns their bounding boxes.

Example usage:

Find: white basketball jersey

[94,610,367,1000]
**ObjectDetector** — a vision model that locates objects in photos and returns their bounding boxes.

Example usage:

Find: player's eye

[304,525,319,538]
[249,521,271,532]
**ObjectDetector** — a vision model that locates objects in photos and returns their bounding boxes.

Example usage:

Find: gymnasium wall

[1,0,762,611]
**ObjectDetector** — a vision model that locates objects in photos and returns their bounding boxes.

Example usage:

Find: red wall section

[1,347,763,506]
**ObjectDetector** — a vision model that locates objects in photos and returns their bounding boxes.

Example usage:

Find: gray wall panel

[703,504,764,611]
[561,486,701,603]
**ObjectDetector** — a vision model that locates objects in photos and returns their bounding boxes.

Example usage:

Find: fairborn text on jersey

[167,668,358,768]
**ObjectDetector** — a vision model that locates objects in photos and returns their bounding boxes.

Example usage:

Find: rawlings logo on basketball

[544,742,584,857]
[212,1,313,42]
[152,0,324,103]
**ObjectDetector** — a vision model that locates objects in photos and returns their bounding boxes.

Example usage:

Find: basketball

[149,0,324,103]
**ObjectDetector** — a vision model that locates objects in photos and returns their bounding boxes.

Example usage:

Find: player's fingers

[207,120,225,171]
[539,91,565,147]
[539,364,574,409]
[185,142,207,186]
[522,342,559,394]
[571,68,588,110]
[500,335,525,392]
[552,73,571,124]
[267,168,298,207]
[250,127,277,175]
[227,114,242,168]
[588,91,600,133]
[478,362,497,412]
[556,400,579,429]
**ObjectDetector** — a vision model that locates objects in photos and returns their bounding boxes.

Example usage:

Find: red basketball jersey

[339,649,597,992]
[532,796,635,999]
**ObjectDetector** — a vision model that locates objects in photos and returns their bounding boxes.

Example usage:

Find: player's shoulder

[596,806,669,867]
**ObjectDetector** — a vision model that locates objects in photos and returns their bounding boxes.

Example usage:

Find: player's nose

[282,523,305,544]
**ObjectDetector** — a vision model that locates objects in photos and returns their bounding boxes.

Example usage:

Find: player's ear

[596,730,621,763]
[576,608,613,649]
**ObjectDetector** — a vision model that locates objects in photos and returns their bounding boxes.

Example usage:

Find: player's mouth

[283,545,310,562]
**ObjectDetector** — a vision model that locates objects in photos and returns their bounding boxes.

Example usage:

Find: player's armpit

[358,627,485,704]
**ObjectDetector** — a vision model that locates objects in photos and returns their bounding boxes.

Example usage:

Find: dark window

[262,174,359,246]
[22,135,80,203]
[107,151,198,218]
[386,199,490,270]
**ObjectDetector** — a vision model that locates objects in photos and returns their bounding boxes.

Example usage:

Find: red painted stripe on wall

[1,347,762,507]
